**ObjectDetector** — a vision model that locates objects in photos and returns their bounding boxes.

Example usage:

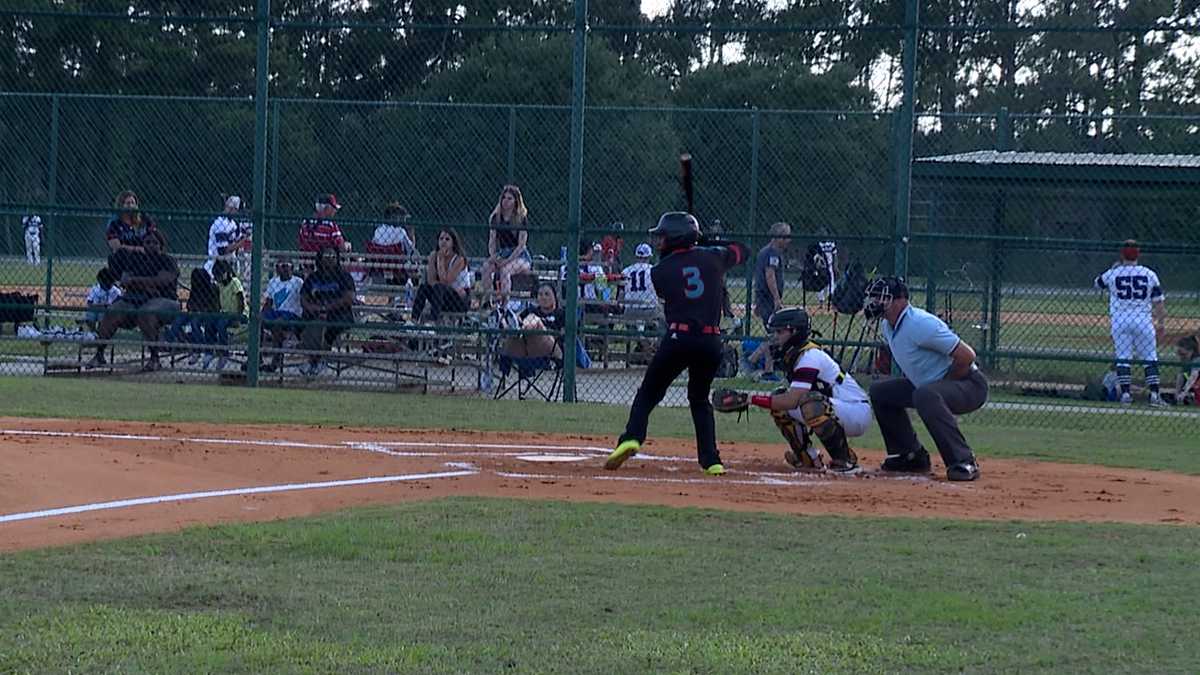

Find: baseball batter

[747,307,870,474]
[606,212,749,476]
[1094,240,1167,406]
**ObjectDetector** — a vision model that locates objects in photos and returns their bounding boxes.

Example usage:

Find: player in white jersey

[205,195,245,276]
[620,243,658,312]
[22,214,42,265]
[1094,240,1167,406]
[747,307,870,473]
[807,236,838,303]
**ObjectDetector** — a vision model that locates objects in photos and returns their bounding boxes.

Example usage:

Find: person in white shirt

[747,307,870,474]
[561,240,609,307]
[205,196,245,276]
[260,259,305,372]
[83,267,122,331]
[22,215,42,265]
[1094,239,1168,406]
[369,202,417,287]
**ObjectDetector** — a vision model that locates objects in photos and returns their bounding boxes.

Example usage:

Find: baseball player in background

[620,243,658,314]
[22,214,42,265]
[606,212,749,476]
[1094,240,1167,407]
[747,307,870,474]
[206,195,244,276]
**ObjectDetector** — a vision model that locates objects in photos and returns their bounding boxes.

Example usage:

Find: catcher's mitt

[712,388,749,414]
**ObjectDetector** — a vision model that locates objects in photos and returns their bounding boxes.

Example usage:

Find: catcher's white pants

[25,233,40,264]
[788,398,872,437]
[1111,319,1157,364]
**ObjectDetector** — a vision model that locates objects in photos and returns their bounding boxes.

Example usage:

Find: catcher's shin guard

[771,409,822,469]
[799,391,857,466]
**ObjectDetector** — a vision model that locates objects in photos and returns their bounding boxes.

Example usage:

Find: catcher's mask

[863,276,907,321]
[767,307,811,363]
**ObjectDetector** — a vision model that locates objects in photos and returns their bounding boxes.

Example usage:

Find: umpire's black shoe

[880,449,932,473]
[946,462,980,482]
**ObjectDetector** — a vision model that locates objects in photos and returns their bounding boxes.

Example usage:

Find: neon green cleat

[704,463,726,476]
[605,439,640,470]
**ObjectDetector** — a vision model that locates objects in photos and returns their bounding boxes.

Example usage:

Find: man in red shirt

[298,193,350,254]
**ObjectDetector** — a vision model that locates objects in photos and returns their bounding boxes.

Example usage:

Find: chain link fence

[2,2,1199,436]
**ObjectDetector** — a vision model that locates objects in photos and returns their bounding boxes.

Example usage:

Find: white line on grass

[0,469,478,524]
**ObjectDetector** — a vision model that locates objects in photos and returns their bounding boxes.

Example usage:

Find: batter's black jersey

[651,242,749,329]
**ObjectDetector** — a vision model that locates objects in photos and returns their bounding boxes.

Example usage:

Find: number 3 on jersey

[682,266,705,299]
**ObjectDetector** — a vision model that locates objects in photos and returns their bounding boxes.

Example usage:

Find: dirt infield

[2,417,1197,551]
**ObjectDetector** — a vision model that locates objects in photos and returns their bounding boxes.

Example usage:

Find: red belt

[668,323,720,335]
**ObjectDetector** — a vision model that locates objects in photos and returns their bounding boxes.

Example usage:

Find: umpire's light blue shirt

[881,304,961,388]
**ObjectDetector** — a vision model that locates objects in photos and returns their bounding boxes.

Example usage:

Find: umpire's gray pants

[869,369,988,467]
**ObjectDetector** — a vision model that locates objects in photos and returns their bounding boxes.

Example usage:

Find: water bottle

[403,278,414,307]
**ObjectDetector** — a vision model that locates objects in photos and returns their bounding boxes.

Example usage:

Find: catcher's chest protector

[784,341,836,397]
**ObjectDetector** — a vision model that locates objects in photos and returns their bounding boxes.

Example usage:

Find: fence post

[892,0,920,279]
[507,106,517,183]
[246,0,272,387]
[561,0,588,403]
[43,94,60,330]
[996,106,1013,151]
[269,99,280,221]
[987,194,1005,369]
[744,108,760,336]
[925,201,937,316]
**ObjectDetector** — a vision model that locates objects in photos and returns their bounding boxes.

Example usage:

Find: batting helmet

[649,211,700,252]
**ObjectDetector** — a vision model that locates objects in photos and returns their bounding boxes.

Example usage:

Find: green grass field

[2,500,1197,673]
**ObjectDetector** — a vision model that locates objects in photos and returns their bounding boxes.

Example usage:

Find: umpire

[606,212,749,475]
[863,277,986,481]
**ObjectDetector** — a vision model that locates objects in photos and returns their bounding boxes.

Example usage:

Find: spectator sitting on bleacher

[83,268,122,333]
[299,245,356,378]
[203,259,247,371]
[165,265,220,365]
[89,230,180,371]
[260,259,304,373]
[412,228,470,323]
[105,190,158,254]
[503,283,566,360]
[298,193,351,257]
[481,184,532,306]
[368,202,416,286]
[561,240,611,312]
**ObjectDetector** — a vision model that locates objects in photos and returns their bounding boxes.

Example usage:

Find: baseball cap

[316,193,341,210]
[635,243,652,258]
[225,195,242,210]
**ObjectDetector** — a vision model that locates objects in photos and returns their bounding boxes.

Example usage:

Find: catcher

[714,307,870,474]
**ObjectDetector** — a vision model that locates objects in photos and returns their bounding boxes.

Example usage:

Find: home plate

[515,454,590,463]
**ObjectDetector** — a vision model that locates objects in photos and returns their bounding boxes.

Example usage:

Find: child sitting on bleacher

[83,268,122,332]
[205,259,248,370]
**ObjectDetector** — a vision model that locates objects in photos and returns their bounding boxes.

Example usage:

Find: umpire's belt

[668,322,720,335]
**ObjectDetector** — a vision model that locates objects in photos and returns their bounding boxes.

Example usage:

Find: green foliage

[2,500,1198,672]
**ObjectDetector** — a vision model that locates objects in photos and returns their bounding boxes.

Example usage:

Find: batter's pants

[621,332,723,469]
[870,369,988,467]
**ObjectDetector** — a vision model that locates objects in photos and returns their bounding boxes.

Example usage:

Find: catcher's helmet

[768,307,812,344]
[649,211,700,252]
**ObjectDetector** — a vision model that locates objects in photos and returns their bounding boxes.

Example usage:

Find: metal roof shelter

[913,150,1200,185]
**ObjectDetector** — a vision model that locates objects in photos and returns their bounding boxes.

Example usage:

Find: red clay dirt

[2,417,1197,552]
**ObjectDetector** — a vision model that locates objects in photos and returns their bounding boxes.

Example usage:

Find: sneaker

[880,449,932,473]
[1120,392,1133,406]
[784,449,824,471]
[1149,393,1167,408]
[947,462,980,481]
[828,460,863,475]
[605,439,640,470]
[703,463,727,476]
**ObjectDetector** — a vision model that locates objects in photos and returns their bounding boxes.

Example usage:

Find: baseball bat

[680,152,694,215]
